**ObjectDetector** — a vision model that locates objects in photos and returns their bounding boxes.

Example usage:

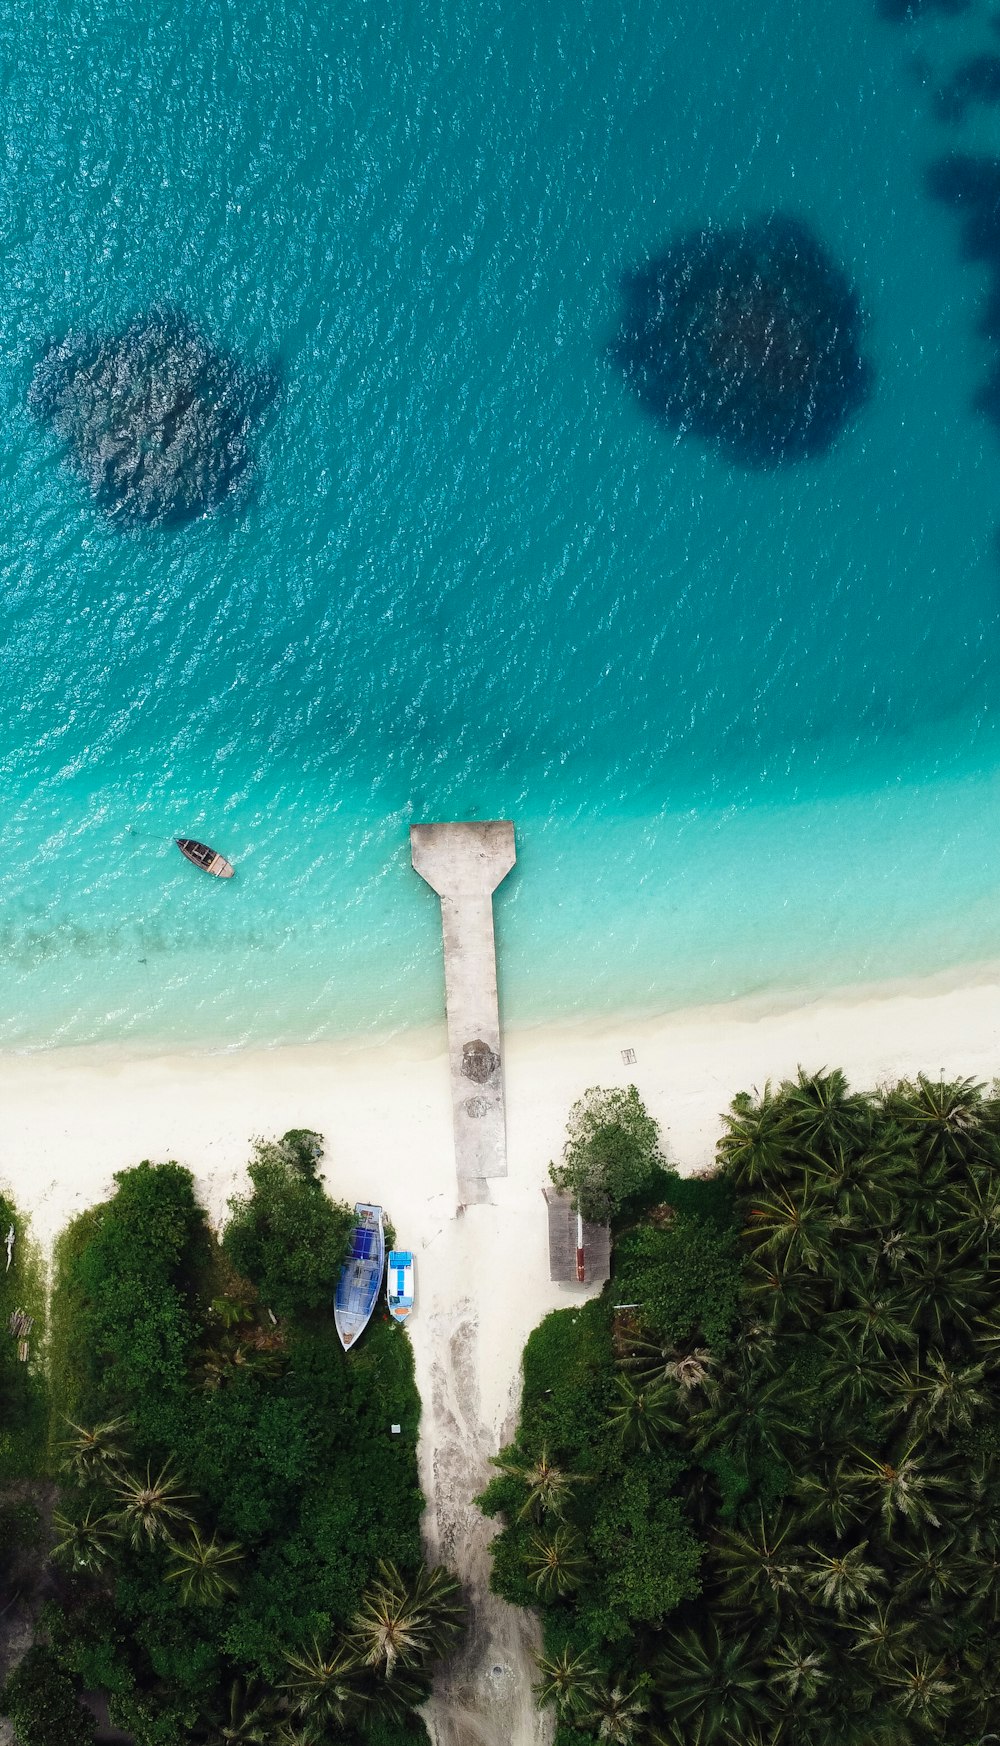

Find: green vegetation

[2,1132,461,1746]
[549,1084,668,1221]
[0,1647,95,1746]
[482,1071,1000,1745]
[0,1189,48,1631]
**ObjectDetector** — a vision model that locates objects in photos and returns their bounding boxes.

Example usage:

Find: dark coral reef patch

[30,310,274,528]
[926,153,1000,430]
[934,54,1000,124]
[614,215,872,468]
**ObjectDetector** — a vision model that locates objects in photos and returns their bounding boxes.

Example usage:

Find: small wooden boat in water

[175,838,235,879]
[335,1204,385,1351]
[387,1250,414,1324]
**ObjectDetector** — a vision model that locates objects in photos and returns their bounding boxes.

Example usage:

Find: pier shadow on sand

[612,214,872,470]
[29,309,276,530]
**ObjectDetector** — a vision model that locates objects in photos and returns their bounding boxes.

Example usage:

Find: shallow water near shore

[2,0,1000,1047]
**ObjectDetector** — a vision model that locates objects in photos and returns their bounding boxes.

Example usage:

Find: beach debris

[29,309,275,528]
[614,214,872,467]
[5,1224,13,1271]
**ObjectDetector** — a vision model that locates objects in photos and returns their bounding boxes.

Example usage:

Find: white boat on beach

[387,1249,414,1323]
[334,1204,385,1350]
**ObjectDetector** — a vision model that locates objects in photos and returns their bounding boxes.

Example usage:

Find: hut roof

[543,1187,611,1285]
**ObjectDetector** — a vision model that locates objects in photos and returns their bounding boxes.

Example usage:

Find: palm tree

[777,1067,871,1159]
[815,1135,907,1229]
[112,1460,194,1548]
[712,1508,803,1616]
[692,1368,811,1470]
[281,1641,367,1731]
[827,1292,920,1361]
[194,1678,273,1743]
[491,1444,590,1521]
[961,1521,1000,1623]
[897,1241,992,1342]
[58,1416,131,1482]
[794,1458,865,1538]
[350,1560,465,1677]
[744,1253,829,1332]
[717,1083,789,1188]
[523,1525,589,1600]
[533,1645,599,1717]
[951,1167,1000,1258]
[742,1178,838,1275]
[894,1531,965,1610]
[578,1681,648,1743]
[767,1636,830,1703]
[802,1540,884,1617]
[654,1623,771,1736]
[884,1350,988,1435]
[885,1652,956,1723]
[815,1329,894,1418]
[165,1525,243,1605]
[273,1723,319,1746]
[617,1332,714,1395]
[51,1502,118,1573]
[883,1074,985,1170]
[606,1375,681,1453]
[843,1443,945,1530]
[842,1599,919,1672]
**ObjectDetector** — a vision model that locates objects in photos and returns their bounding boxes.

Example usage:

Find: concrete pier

[410,821,516,1204]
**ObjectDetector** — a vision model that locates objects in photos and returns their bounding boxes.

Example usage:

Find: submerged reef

[934,54,1000,123]
[614,215,872,468]
[927,153,1000,431]
[30,310,273,528]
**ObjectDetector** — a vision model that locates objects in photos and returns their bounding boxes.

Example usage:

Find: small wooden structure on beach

[543,1188,611,1285]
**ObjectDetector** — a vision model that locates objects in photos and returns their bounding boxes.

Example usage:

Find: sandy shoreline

[3,969,1000,1742]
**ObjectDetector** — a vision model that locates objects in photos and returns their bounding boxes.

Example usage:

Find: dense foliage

[0,1190,47,1628]
[548,1084,667,1221]
[20,1134,459,1746]
[0,1647,95,1746]
[483,1071,1000,1745]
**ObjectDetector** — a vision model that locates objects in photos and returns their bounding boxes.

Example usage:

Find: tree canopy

[4,1141,454,1746]
[548,1084,668,1220]
[486,1067,1000,1745]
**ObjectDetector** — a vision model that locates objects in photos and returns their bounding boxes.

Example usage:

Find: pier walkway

[410,820,516,1205]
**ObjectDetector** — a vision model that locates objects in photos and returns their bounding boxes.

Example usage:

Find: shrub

[0,1646,96,1746]
[549,1085,668,1221]
[222,1135,353,1318]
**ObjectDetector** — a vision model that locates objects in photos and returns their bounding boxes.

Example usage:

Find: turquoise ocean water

[3,0,1000,1048]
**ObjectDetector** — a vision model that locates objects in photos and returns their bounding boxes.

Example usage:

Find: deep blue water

[2,0,1000,1047]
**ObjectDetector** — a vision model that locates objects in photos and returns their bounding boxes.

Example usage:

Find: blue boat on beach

[387,1250,415,1324]
[334,1204,385,1351]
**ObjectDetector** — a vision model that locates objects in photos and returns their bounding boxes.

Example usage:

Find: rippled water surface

[2,0,1000,1046]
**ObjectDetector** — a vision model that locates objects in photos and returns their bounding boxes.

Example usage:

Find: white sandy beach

[3,970,1000,1744]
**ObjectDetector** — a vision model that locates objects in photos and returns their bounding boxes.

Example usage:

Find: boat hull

[335,1204,385,1350]
[387,1249,414,1324]
[175,838,235,878]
